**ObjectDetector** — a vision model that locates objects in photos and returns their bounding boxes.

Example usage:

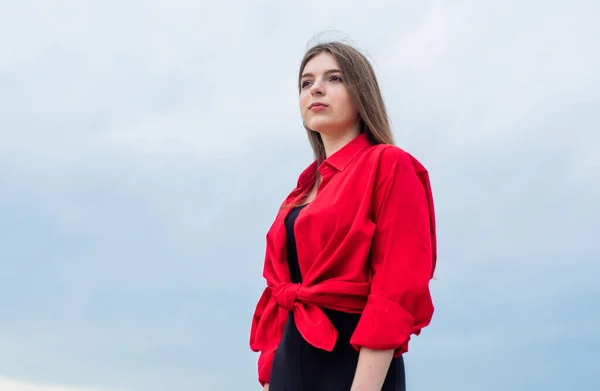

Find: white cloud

[0,377,121,391]
[379,0,600,148]
[0,0,294,162]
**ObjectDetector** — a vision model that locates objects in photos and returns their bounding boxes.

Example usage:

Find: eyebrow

[301,69,342,79]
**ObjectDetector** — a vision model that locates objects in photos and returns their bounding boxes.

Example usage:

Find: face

[299,52,359,137]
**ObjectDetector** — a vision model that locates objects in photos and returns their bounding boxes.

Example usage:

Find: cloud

[0,0,286,162]
[379,0,600,154]
[0,377,120,391]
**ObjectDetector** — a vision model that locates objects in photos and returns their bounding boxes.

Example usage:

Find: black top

[284,203,308,283]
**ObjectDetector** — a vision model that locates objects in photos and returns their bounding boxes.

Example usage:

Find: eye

[330,75,343,82]
[301,80,312,88]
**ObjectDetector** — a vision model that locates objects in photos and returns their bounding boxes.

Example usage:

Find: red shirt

[249,133,437,385]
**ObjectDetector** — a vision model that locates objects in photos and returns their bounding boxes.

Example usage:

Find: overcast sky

[1,1,599,390]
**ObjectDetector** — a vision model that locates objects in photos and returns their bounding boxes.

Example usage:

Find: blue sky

[1,0,599,390]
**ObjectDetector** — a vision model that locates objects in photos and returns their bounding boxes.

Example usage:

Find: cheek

[337,93,357,119]
[299,93,309,114]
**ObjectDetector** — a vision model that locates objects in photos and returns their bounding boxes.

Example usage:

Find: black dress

[269,204,406,391]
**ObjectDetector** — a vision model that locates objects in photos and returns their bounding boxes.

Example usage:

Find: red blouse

[249,133,437,385]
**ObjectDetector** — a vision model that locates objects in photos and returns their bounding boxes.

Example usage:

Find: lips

[309,102,328,109]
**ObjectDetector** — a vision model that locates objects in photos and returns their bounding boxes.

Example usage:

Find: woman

[249,41,437,391]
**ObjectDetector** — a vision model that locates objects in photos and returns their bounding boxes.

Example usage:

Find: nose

[310,78,324,96]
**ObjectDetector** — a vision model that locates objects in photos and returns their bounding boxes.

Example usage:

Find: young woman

[249,41,437,391]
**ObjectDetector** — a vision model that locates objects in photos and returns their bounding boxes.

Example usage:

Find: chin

[305,119,338,134]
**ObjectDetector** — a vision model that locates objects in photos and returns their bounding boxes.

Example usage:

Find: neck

[320,128,361,158]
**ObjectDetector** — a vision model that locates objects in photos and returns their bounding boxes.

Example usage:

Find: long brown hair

[286,41,396,208]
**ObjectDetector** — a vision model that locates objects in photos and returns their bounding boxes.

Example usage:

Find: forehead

[302,52,340,75]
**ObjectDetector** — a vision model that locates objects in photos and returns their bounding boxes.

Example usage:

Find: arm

[350,154,436,389]
[350,348,394,391]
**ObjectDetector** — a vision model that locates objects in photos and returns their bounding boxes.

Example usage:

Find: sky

[0,0,599,390]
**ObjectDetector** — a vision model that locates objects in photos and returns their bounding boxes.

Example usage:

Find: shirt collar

[297,133,373,187]
[322,132,372,172]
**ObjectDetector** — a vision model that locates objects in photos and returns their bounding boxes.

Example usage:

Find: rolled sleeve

[350,153,435,355]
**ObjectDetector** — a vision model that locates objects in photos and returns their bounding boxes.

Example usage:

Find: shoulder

[366,144,428,176]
